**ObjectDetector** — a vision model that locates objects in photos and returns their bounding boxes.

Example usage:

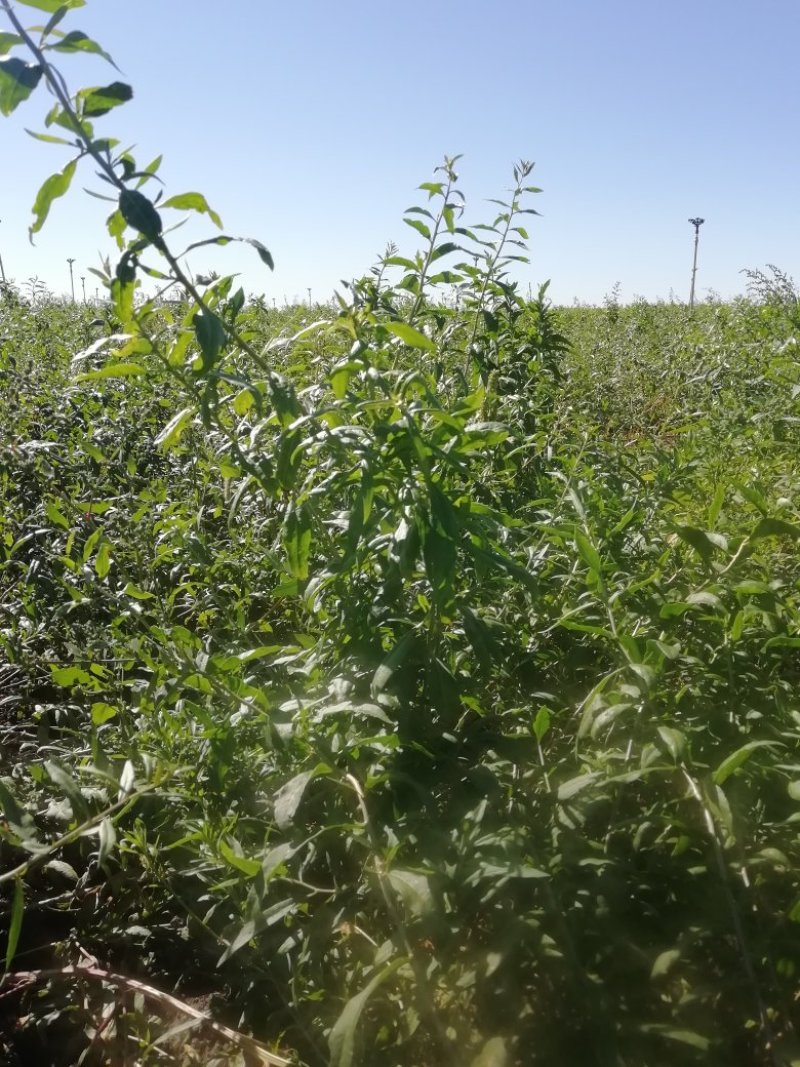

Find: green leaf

[51,666,92,687]
[558,772,599,801]
[91,702,117,725]
[533,705,551,743]
[708,482,726,525]
[0,781,37,846]
[0,57,43,116]
[284,509,312,581]
[734,580,771,595]
[4,879,24,971]
[94,541,111,578]
[45,760,88,820]
[75,361,145,381]
[78,80,132,117]
[429,241,460,263]
[43,859,79,883]
[0,33,23,55]
[50,30,118,69]
[136,153,163,188]
[713,741,776,785]
[673,524,727,561]
[29,157,77,237]
[193,309,226,370]
[14,0,86,10]
[384,321,435,352]
[331,364,352,399]
[119,188,162,242]
[25,127,71,144]
[155,406,194,449]
[640,1024,710,1051]
[45,500,70,528]
[657,726,686,762]
[244,237,274,270]
[123,582,155,601]
[160,192,222,228]
[386,869,434,917]
[650,948,681,978]
[219,840,261,878]
[404,216,431,240]
[97,817,116,865]
[384,255,417,271]
[750,516,800,541]
[273,769,315,830]
[219,919,257,962]
[471,1037,509,1067]
[575,529,602,573]
[686,590,722,609]
[329,957,408,1067]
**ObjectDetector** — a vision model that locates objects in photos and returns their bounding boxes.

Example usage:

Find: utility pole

[307,287,312,307]
[67,257,76,301]
[688,217,705,310]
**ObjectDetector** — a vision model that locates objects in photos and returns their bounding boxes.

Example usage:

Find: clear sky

[1,0,798,305]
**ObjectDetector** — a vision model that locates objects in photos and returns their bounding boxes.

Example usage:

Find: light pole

[80,276,86,302]
[688,217,705,310]
[67,257,76,301]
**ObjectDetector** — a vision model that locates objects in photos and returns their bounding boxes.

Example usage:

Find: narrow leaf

[76,362,146,381]
[155,406,194,449]
[14,0,86,10]
[4,879,24,971]
[713,741,776,785]
[329,957,408,1067]
[50,31,119,70]
[29,157,77,237]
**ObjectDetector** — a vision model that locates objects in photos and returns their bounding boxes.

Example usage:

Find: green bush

[2,3,800,1064]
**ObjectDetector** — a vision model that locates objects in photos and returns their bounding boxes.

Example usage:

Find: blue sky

[1,0,798,305]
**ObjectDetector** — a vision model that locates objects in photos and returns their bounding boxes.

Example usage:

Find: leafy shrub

[2,3,800,1065]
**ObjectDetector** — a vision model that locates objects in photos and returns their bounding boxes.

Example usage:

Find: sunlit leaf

[713,741,776,785]
[384,321,436,352]
[50,30,119,70]
[160,191,222,228]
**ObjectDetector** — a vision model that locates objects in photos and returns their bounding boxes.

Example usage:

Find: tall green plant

[4,3,800,1066]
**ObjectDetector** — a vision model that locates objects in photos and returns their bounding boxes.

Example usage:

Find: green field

[3,276,800,1065]
[2,3,800,1064]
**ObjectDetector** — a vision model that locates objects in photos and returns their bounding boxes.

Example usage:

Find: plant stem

[0,777,168,887]
[344,772,453,1059]
[408,161,457,325]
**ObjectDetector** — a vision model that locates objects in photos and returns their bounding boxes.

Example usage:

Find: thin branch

[3,964,292,1067]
